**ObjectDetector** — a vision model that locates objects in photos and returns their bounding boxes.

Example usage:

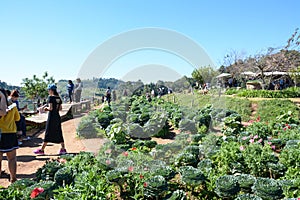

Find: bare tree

[223,49,247,77]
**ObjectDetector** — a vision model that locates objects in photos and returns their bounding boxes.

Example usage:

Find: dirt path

[0,116,89,188]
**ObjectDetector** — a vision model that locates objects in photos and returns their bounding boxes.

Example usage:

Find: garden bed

[1,95,299,199]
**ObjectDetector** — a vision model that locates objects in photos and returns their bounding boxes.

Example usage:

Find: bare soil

[0,116,89,188]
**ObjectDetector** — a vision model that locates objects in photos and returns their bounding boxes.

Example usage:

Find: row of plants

[1,95,299,199]
[77,96,218,141]
[164,93,252,122]
[225,87,300,98]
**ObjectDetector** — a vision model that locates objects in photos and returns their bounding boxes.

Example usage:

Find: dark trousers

[16,114,26,136]
[68,91,73,102]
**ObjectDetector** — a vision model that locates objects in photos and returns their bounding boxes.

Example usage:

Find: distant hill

[0,80,20,91]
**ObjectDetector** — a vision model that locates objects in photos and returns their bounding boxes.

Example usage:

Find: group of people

[269,78,289,90]
[0,83,67,183]
[66,78,83,103]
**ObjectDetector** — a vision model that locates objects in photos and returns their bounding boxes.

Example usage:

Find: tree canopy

[22,72,55,99]
[192,66,219,85]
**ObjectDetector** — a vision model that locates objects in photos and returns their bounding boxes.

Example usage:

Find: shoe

[34,149,45,155]
[22,136,31,141]
[18,141,23,146]
[59,149,67,155]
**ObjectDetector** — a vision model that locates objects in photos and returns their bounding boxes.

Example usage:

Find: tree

[285,28,300,50]
[22,72,55,99]
[222,49,247,77]
[191,69,204,85]
[192,66,219,87]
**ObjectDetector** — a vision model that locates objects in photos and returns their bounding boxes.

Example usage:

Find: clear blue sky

[0,0,299,86]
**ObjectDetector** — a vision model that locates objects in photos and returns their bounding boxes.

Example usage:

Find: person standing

[74,78,83,103]
[0,89,20,183]
[106,87,111,106]
[66,80,74,103]
[34,84,67,155]
[8,90,29,145]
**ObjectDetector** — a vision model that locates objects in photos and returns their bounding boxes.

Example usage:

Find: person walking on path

[0,89,20,183]
[74,78,83,103]
[34,84,67,155]
[66,80,74,103]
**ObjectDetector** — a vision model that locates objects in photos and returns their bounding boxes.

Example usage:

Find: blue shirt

[67,83,74,92]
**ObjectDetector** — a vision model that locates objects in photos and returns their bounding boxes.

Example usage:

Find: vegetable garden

[1,94,300,199]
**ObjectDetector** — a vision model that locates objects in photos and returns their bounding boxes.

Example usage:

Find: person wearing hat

[34,84,67,155]
[74,78,83,103]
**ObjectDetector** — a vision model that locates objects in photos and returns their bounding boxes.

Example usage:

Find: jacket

[0,106,20,133]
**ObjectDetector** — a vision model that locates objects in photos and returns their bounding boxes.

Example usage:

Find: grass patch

[255,99,300,122]
[164,93,252,121]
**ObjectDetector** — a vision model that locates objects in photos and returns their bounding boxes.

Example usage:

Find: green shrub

[284,140,300,148]
[132,140,157,149]
[183,145,200,157]
[191,134,205,144]
[255,100,299,123]
[54,167,74,186]
[242,144,278,177]
[194,113,211,128]
[236,174,256,192]
[5,179,36,199]
[111,111,127,122]
[25,181,57,199]
[222,114,243,136]
[175,152,198,167]
[67,152,97,173]
[267,162,286,178]
[197,159,213,174]
[225,88,240,95]
[179,166,205,187]
[234,87,300,98]
[278,128,300,143]
[127,123,146,138]
[106,167,128,183]
[215,175,240,199]
[167,189,187,200]
[127,113,140,123]
[279,143,300,169]
[152,165,175,181]
[235,193,262,200]
[107,122,127,144]
[144,175,168,198]
[76,115,99,138]
[281,178,300,198]
[36,160,64,182]
[179,119,198,134]
[110,117,124,124]
[246,122,271,140]
[252,178,284,200]
[212,142,244,174]
[9,178,36,190]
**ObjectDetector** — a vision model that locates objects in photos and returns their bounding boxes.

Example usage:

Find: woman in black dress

[34,84,67,155]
